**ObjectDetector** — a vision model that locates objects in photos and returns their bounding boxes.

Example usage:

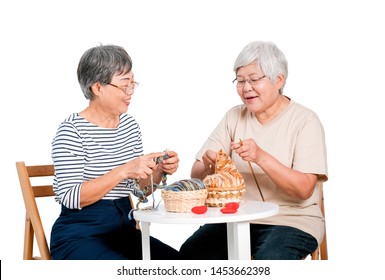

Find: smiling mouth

[245,96,258,100]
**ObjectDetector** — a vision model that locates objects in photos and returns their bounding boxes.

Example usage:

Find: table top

[133,200,279,224]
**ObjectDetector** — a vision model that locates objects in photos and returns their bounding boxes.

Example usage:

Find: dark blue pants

[179,223,318,260]
[50,197,182,260]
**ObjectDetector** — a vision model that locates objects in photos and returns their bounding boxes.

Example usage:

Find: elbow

[190,160,208,180]
[297,188,314,200]
[191,169,204,180]
[296,175,318,200]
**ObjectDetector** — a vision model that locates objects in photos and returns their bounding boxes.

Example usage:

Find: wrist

[153,166,164,180]
[254,150,268,166]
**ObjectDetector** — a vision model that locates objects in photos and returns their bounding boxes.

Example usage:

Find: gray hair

[233,41,288,94]
[77,44,133,100]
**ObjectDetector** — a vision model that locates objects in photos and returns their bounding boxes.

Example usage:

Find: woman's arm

[138,150,180,189]
[190,149,217,180]
[231,139,317,200]
[79,152,166,208]
[52,122,165,208]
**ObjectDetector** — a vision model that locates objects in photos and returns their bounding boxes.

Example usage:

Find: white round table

[133,200,279,260]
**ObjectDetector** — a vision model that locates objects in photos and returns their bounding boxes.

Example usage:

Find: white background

[1,0,384,279]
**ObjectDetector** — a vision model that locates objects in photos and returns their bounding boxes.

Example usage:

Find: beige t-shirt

[196,100,328,244]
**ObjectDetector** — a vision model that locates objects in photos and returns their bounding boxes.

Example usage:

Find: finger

[147,160,157,169]
[138,171,149,179]
[163,165,178,174]
[205,159,215,170]
[162,159,178,168]
[240,151,252,162]
[231,141,242,149]
[205,150,217,161]
[202,158,213,169]
[232,145,244,155]
[165,160,179,170]
[141,164,156,176]
[165,150,177,157]
[162,155,179,165]
[145,167,154,175]
[145,152,166,160]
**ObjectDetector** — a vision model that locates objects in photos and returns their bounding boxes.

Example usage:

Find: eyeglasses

[232,76,266,87]
[107,81,139,94]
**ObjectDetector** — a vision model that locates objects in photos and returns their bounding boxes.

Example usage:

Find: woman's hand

[232,138,318,200]
[231,138,264,164]
[191,149,217,180]
[157,150,179,175]
[124,152,166,180]
[202,149,217,171]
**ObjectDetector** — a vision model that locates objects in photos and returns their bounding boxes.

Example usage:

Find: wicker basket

[206,187,246,207]
[161,188,208,212]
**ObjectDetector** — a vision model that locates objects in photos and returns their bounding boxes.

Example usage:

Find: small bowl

[191,205,208,214]
[225,202,240,210]
[220,207,237,214]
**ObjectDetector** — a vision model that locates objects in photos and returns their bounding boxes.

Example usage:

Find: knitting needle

[239,139,265,202]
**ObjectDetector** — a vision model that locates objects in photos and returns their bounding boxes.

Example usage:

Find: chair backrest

[16,161,55,260]
[310,181,328,260]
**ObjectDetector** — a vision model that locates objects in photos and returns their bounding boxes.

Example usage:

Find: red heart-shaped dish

[191,205,208,214]
[225,202,239,210]
[220,207,237,214]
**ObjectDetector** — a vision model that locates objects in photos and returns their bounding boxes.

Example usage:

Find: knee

[252,246,301,260]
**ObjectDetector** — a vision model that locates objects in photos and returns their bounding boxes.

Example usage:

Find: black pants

[180,223,318,260]
[50,197,182,260]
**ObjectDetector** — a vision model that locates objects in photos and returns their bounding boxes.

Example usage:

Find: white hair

[233,41,288,94]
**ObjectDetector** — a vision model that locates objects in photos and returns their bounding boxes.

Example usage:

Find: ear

[90,82,102,97]
[276,74,286,89]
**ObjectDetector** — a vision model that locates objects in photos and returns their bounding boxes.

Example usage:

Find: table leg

[227,222,251,260]
[140,221,151,260]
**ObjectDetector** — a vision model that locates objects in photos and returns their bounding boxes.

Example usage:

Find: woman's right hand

[191,149,217,180]
[124,152,166,180]
[79,151,166,208]
[202,150,217,171]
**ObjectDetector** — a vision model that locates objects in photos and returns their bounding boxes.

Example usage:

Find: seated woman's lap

[179,223,318,260]
[250,224,318,260]
[50,198,181,260]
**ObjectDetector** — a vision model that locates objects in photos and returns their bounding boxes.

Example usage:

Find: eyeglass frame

[106,81,139,94]
[232,75,266,87]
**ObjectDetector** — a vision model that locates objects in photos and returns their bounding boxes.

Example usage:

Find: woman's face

[99,71,136,115]
[235,63,284,115]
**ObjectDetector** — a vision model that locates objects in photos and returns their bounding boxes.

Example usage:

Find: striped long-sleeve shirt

[51,113,143,209]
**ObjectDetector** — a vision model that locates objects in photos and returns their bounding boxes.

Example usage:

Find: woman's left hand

[231,138,263,164]
[157,150,179,175]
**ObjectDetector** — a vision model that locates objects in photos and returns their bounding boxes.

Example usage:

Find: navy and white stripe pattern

[52,113,143,209]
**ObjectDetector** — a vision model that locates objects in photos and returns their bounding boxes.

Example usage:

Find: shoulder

[57,113,85,128]
[52,114,85,146]
[119,113,140,129]
[58,113,92,130]
[56,113,82,131]
[224,104,248,119]
[285,100,325,135]
[287,100,321,123]
[120,113,137,125]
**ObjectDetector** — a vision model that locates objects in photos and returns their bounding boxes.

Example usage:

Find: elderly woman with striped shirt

[50,44,181,260]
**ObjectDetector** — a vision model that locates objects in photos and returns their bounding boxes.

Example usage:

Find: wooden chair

[310,181,328,260]
[16,161,55,260]
[16,161,140,259]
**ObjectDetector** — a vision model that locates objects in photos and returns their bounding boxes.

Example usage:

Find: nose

[242,80,253,91]
[125,87,135,95]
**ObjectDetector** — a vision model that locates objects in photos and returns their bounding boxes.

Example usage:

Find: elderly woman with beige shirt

[180,41,328,260]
